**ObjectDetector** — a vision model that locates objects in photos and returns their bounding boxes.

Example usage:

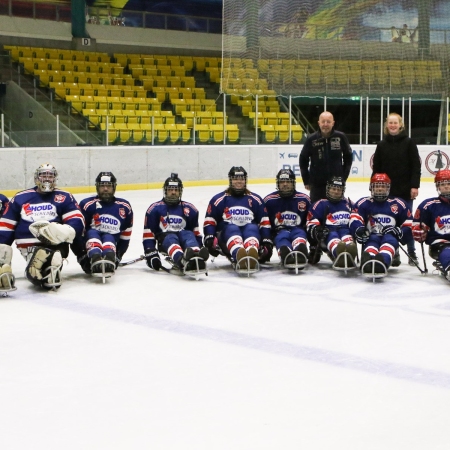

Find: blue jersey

[350,196,412,237]
[143,200,202,251]
[79,195,133,257]
[204,190,271,239]
[306,198,352,233]
[0,187,84,250]
[263,190,310,235]
[0,194,9,217]
[413,196,450,246]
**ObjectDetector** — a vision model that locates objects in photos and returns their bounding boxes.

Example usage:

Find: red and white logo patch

[391,204,398,214]
[119,208,125,219]
[298,201,306,211]
[184,207,190,216]
[54,194,66,203]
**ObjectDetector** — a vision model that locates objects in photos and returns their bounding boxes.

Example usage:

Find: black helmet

[95,171,117,202]
[276,169,296,197]
[228,166,247,196]
[326,176,345,203]
[163,173,183,205]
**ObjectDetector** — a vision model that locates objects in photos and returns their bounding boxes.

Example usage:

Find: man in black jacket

[299,111,353,203]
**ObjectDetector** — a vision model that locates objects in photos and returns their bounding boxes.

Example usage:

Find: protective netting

[221,0,450,99]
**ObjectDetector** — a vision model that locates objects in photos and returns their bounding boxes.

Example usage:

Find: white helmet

[35,163,58,193]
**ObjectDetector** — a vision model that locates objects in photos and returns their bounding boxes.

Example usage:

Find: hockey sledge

[283,251,307,274]
[41,265,63,290]
[91,259,115,284]
[0,272,17,296]
[234,247,259,277]
[361,259,387,281]
[164,256,207,280]
[332,251,357,273]
[432,260,450,282]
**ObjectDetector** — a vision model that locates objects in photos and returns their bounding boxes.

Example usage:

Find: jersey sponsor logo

[436,215,450,231]
[275,211,300,227]
[326,211,350,225]
[223,206,254,226]
[91,213,121,233]
[54,194,66,203]
[159,215,186,232]
[21,202,57,222]
[119,208,125,219]
[369,214,394,233]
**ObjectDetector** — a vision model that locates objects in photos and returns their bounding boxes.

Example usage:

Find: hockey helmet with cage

[370,173,391,202]
[163,173,183,205]
[326,176,345,203]
[276,169,296,197]
[35,163,58,193]
[435,170,450,199]
[95,172,117,202]
[228,166,248,196]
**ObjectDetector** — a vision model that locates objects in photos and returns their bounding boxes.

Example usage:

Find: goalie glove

[259,238,273,263]
[382,225,403,240]
[355,227,370,244]
[145,249,161,271]
[30,221,76,246]
[204,234,220,257]
[312,225,329,241]
[412,223,429,243]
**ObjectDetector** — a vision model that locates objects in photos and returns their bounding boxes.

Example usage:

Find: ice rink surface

[1,181,450,450]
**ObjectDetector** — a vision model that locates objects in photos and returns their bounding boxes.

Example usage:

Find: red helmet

[370,173,391,184]
[435,170,450,184]
[370,173,391,201]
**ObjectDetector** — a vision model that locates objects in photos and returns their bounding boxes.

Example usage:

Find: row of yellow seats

[194,124,240,145]
[115,54,194,69]
[171,98,217,114]
[181,111,227,126]
[73,100,161,112]
[249,112,292,128]
[88,113,175,126]
[151,87,206,102]
[130,66,189,78]
[57,86,148,99]
[106,128,191,146]
[260,125,303,144]
[6,45,110,62]
[139,77,196,90]
[224,89,277,104]
[36,70,132,86]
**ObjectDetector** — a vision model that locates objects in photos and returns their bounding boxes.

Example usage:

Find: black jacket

[299,128,353,187]
[372,131,421,201]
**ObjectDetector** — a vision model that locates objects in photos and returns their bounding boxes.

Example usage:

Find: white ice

[1,182,450,450]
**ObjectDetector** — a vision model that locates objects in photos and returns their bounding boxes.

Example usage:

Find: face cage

[371,182,390,201]
[326,184,345,202]
[96,182,116,201]
[277,179,295,197]
[35,171,57,192]
[229,176,247,195]
[163,186,182,205]
[436,181,450,199]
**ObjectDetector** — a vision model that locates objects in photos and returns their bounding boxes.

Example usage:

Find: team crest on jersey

[248,199,252,208]
[184,207,190,216]
[298,201,306,211]
[207,204,212,214]
[414,209,420,219]
[119,208,125,219]
[54,194,66,203]
[391,204,398,214]
[93,213,101,227]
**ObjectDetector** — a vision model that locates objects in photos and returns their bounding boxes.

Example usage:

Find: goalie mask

[435,170,450,200]
[276,169,296,198]
[95,172,117,203]
[35,163,58,193]
[370,173,391,202]
[163,173,183,205]
[228,166,248,196]
[326,177,345,203]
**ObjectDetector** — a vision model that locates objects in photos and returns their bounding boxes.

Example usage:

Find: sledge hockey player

[264,169,310,270]
[0,163,84,291]
[143,173,209,275]
[412,169,450,280]
[203,166,271,273]
[306,177,357,270]
[73,172,133,278]
[350,173,412,277]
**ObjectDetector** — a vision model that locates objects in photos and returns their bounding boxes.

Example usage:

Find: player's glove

[382,225,403,240]
[355,227,370,244]
[145,249,162,271]
[412,223,429,243]
[259,238,273,263]
[204,234,220,257]
[312,225,329,241]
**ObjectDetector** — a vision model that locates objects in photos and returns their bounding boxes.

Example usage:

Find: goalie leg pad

[26,247,53,286]
[0,264,15,290]
[42,250,63,289]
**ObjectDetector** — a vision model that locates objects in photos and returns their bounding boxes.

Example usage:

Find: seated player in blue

[263,169,310,269]
[203,166,271,272]
[350,173,412,276]
[0,163,84,291]
[412,170,450,280]
[143,173,209,273]
[306,177,357,269]
[74,172,133,276]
